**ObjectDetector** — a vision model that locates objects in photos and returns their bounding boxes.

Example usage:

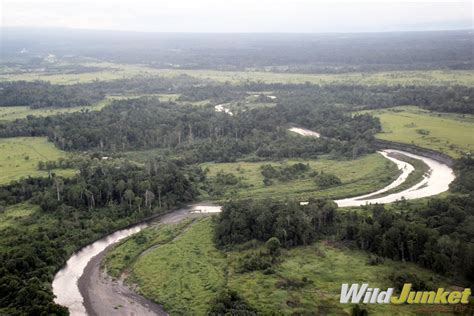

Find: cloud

[1,0,472,32]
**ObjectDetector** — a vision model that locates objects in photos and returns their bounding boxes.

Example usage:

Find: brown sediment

[78,243,167,316]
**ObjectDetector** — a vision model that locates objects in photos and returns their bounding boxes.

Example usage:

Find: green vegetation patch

[201,154,399,201]
[366,106,474,158]
[103,219,195,278]
[155,69,474,87]
[130,218,227,315]
[0,98,112,121]
[0,137,76,184]
[0,203,38,230]
[2,63,472,86]
[227,242,456,315]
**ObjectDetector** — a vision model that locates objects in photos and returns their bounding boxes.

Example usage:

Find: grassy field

[0,62,144,84]
[1,62,473,86]
[128,218,226,315]
[0,203,38,230]
[366,106,474,158]
[0,137,76,184]
[0,98,115,121]
[103,218,196,278]
[201,153,400,201]
[0,94,210,121]
[0,203,43,253]
[110,217,461,315]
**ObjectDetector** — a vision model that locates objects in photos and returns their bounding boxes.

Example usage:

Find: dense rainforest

[342,195,474,282]
[179,82,474,114]
[0,157,201,314]
[0,81,105,108]
[2,78,472,113]
[0,96,380,159]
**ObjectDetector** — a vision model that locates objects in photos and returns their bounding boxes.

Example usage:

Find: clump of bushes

[260,163,311,185]
[215,170,240,186]
[314,171,342,188]
[368,255,384,265]
[389,271,431,292]
[276,276,313,290]
[207,288,256,315]
[351,304,368,316]
[237,237,282,273]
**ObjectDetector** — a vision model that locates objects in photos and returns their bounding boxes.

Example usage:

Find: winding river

[334,149,455,207]
[53,127,456,315]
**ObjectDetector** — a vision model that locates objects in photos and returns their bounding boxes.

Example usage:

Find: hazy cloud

[1,0,472,32]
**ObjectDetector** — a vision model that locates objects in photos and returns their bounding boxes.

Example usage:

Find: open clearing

[0,98,115,121]
[200,153,400,201]
[366,106,474,158]
[127,218,226,315]
[0,137,76,184]
[111,217,459,315]
[1,63,473,86]
[0,203,38,230]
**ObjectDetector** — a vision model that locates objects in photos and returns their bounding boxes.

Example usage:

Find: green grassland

[0,62,146,84]
[201,153,400,201]
[0,203,43,253]
[0,203,38,230]
[0,94,208,121]
[128,218,227,315]
[0,137,76,184]
[0,98,112,121]
[155,68,474,87]
[366,106,474,158]
[110,217,460,315]
[103,218,196,278]
[2,62,473,86]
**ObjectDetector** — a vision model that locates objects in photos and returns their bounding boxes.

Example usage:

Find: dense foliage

[0,97,381,160]
[0,81,104,108]
[214,199,337,248]
[178,82,474,114]
[342,196,474,283]
[207,288,256,315]
[0,157,200,315]
[275,84,474,114]
[260,163,311,183]
[450,157,474,193]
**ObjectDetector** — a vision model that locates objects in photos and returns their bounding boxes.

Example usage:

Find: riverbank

[53,203,220,315]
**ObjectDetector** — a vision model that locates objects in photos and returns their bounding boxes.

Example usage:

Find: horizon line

[2,26,473,35]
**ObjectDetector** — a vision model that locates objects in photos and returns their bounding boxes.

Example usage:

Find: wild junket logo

[340,283,471,304]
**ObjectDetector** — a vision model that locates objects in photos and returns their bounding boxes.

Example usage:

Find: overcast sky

[1,0,472,33]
